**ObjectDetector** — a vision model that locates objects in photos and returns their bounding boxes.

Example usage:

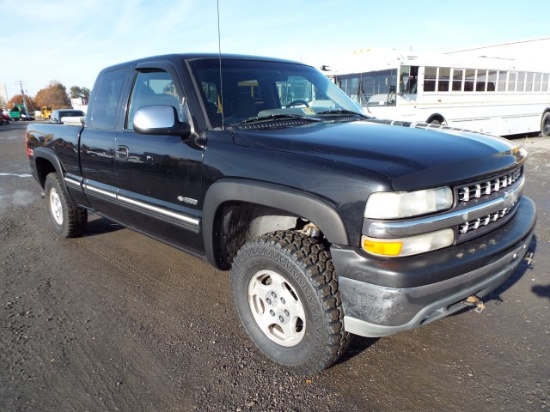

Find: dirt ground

[1,122,548,412]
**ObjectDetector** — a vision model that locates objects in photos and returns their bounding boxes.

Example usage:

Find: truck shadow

[336,335,379,367]
[532,284,550,301]
[85,215,124,236]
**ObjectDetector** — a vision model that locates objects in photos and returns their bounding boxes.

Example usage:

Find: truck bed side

[26,123,84,188]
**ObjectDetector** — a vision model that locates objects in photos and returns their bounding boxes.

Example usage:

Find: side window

[89,68,127,130]
[464,69,476,92]
[438,67,451,92]
[126,70,183,129]
[424,67,437,92]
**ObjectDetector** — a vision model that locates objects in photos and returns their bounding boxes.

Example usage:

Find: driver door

[115,65,204,253]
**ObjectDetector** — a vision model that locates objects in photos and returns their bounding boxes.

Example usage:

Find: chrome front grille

[457,168,522,203]
[459,207,512,234]
[362,165,524,246]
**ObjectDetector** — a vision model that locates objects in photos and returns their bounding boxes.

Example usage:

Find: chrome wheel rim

[49,188,63,226]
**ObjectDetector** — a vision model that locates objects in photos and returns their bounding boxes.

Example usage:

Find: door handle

[115,145,129,160]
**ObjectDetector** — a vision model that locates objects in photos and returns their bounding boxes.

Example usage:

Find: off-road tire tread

[232,230,350,374]
[45,173,87,238]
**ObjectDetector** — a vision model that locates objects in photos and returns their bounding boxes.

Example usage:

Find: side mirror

[133,105,191,138]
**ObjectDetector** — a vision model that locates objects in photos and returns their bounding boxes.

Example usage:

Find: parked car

[49,109,86,124]
[1,109,10,125]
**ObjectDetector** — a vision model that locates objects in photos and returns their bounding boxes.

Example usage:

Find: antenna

[217,0,225,128]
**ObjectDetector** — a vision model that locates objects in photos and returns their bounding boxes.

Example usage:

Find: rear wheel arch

[202,180,349,269]
[33,147,64,188]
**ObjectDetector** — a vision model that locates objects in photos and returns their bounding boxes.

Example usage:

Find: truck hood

[232,120,525,191]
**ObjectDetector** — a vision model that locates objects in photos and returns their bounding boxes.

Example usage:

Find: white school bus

[326,50,550,136]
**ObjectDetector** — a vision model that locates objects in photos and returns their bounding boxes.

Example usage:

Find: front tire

[45,173,87,238]
[231,231,348,374]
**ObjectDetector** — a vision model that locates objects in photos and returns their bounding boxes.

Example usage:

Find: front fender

[202,179,349,267]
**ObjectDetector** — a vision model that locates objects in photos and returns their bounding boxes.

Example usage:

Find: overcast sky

[1,0,549,99]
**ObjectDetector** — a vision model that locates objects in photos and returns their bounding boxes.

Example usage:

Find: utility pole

[15,80,33,112]
[18,80,28,112]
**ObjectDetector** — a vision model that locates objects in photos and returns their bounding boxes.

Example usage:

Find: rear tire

[231,231,349,374]
[45,173,87,238]
[541,112,550,137]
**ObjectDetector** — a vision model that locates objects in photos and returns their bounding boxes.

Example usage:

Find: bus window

[361,69,397,105]
[438,67,450,92]
[452,69,463,91]
[400,66,418,94]
[336,74,362,104]
[464,69,475,92]
[543,74,549,92]
[487,70,497,91]
[277,76,312,106]
[424,66,436,92]
[533,73,541,92]
[517,72,526,92]
[508,72,517,92]
[525,72,534,92]
[400,66,410,93]
[497,71,507,92]
[476,70,487,92]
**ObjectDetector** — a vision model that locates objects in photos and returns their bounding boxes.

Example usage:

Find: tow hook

[524,251,534,268]
[464,295,486,313]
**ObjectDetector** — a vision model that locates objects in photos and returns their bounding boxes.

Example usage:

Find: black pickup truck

[25,53,536,374]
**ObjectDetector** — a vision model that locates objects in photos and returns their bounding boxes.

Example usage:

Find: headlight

[362,228,454,257]
[364,187,453,219]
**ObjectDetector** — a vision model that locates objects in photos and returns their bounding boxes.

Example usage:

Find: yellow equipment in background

[41,106,52,120]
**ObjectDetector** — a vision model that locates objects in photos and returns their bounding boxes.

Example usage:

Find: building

[0,83,9,107]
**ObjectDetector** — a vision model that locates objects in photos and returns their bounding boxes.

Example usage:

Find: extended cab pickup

[25,53,537,374]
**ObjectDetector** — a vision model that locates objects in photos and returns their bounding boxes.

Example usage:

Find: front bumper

[331,196,536,338]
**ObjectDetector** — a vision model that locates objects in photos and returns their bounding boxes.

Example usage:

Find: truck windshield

[188,58,363,128]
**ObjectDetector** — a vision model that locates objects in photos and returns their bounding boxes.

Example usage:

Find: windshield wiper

[238,114,322,126]
[316,109,369,118]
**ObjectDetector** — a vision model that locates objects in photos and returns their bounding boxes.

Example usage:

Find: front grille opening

[459,207,512,234]
[457,168,522,203]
